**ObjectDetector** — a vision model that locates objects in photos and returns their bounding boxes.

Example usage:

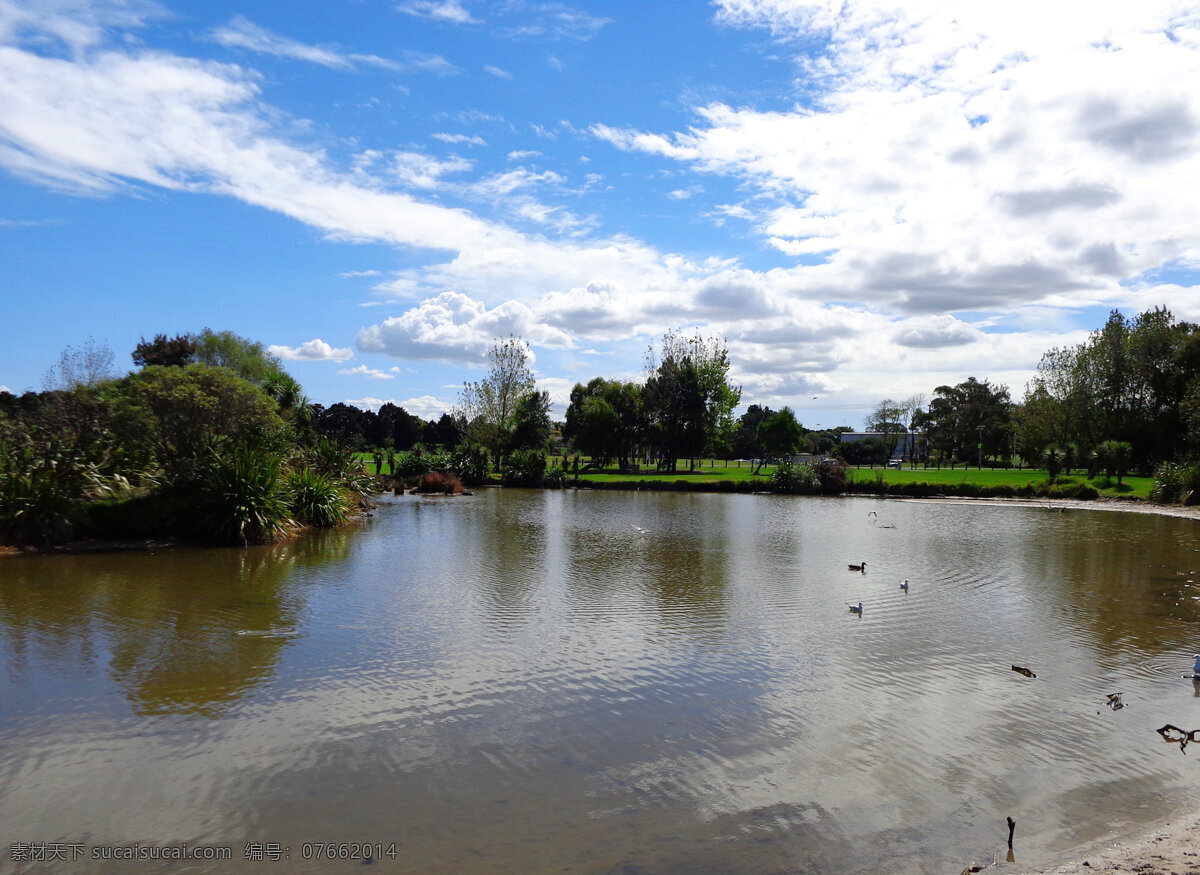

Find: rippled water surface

[4,491,1200,873]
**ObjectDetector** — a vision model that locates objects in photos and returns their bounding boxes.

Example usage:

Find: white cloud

[396,1,479,25]
[210,16,399,71]
[496,5,611,41]
[338,364,395,379]
[268,338,354,361]
[594,1,1200,319]
[431,132,487,146]
[483,64,512,79]
[357,290,572,362]
[339,269,382,278]
[507,150,541,161]
[390,151,474,188]
[0,384,10,394]
[345,394,453,418]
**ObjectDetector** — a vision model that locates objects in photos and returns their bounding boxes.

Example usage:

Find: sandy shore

[1017,809,1200,874]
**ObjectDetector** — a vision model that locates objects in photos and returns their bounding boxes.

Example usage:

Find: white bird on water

[848,602,863,614]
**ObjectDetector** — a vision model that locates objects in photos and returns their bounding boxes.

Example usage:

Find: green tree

[132,334,197,368]
[753,406,803,474]
[643,330,740,472]
[110,364,287,483]
[455,335,538,468]
[563,378,645,470]
[507,390,552,454]
[191,328,287,387]
[924,377,1012,465]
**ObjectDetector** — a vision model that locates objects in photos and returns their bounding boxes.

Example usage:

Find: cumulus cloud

[596,1,1200,320]
[891,315,981,349]
[268,339,354,361]
[338,364,395,379]
[357,290,572,362]
[344,394,454,418]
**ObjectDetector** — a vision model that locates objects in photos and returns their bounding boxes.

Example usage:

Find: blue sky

[2,0,1199,430]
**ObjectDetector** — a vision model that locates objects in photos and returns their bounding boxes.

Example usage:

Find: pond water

[3,490,1200,873]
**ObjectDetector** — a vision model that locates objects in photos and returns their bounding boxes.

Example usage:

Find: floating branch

[1156,724,1200,754]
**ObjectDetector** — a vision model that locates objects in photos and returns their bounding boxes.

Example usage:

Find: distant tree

[643,329,740,471]
[563,379,645,470]
[866,398,906,457]
[317,403,371,449]
[191,328,286,387]
[753,406,803,474]
[732,404,773,459]
[42,337,116,390]
[507,390,552,454]
[840,436,889,466]
[455,335,537,466]
[423,413,459,449]
[131,334,196,368]
[924,377,1012,465]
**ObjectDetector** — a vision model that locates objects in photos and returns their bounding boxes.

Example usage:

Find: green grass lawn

[843,465,1152,499]
[355,451,1153,499]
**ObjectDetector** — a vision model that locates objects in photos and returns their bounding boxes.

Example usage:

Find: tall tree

[643,330,740,471]
[925,377,1012,465]
[455,335,538,466]
[754,406,803,474]
[42,338,116,390]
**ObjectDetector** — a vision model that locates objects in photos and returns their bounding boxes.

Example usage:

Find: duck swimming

[848,602,863,614]
[848,562,866,572]
[900,579,909,590]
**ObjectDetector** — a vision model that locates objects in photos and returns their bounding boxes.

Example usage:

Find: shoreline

[1016,808,1200,874]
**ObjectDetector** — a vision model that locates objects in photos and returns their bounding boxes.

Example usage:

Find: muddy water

[2,491,1200,873]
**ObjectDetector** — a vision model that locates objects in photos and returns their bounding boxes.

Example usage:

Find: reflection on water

[2,492,1200,872]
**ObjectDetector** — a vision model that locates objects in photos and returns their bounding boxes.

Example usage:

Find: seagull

[848,562,866,572]
[848,602,864,614]
[900,579,909,591]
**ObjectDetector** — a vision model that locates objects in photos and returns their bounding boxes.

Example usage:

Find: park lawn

[845,465,1153,499]
[566,459,771,484]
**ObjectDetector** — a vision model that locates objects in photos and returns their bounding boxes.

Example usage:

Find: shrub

[448,442,489,485]
[195,439,291,545]
[816,463,847,494]
[1151,462,1200,505]
[544,468,566,489]
[415,471,464,495]
[286,467,350,528]
[501,449,546,487]
[768,461,820,494]
[394,450,431,480]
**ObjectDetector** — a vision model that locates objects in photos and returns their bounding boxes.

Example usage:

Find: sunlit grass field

[356,452,1153,499]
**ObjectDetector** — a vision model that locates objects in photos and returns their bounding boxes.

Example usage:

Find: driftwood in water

[1011,665,1036,678]
[1157,723,1200,753]
[1007,816,1015,848]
